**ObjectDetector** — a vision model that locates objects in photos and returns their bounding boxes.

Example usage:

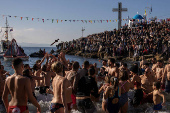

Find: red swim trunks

[71,94,76,105]
[8,106,28,113]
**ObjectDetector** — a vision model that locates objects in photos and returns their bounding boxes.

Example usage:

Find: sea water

[0,47,170,113]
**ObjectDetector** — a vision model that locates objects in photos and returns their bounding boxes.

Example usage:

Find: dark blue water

[1,47,102,75]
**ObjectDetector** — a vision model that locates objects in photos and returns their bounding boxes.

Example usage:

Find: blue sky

[0,0,169,47]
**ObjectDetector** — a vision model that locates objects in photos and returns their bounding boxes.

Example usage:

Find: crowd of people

[0,51,170,113]
[57,21,170,57]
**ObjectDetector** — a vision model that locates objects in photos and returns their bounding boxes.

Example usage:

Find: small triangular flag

[26,17,28,20]
[52,19,54,23]
[61,20,63,22]
[21,17,23,20]
[32,18,34,21]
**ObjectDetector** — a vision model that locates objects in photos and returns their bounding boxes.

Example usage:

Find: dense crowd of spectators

[57,21,170,57]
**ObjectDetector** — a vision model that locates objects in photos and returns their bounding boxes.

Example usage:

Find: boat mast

[5,17,8,41]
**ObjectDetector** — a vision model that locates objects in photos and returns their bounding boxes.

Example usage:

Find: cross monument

[112,2,128,29]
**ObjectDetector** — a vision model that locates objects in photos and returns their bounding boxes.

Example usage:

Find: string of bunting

[1,14,166,24]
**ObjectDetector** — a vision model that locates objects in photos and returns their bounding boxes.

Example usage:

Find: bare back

[51,75,68,104]
[6,74,30,106]
[165,64,170,80]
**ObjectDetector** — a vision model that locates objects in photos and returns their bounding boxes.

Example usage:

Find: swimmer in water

[2,58,41,113]
[107,58,119,78]
[162,58,170,93]
[65,61,80,111]
[49,62,71,113]
[147,82,165,111]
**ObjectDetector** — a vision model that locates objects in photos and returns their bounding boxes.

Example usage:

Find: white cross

[112,2,128,29]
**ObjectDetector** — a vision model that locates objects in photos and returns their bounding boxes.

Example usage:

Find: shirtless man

[39,64,55,95]
[2,58,41,113]
[93,63,100,76]
[107,58,119,78]
[140,68,156,104]
[152,58,157,74]
[155,60,164,81]
[102,60,108,71]
[140,56,148,73]
[49,62,71,113]
[65,61,79,110]
[33,54,47,89]
[0,65,10,81]
[140,68,156,94]
[162,58,170,93]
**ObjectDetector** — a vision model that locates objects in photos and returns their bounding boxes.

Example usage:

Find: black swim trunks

[50,103,64,113]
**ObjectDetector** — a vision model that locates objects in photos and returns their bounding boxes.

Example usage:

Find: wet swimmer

[33,53,48,90]
[140,68,156,104]
[102,76,121,113]
[65,61,80,111]
[49,62,71,113]
[162,58,170,93]
[39,65,50,95]
[76,67,99,113]
[107,58,119,78]
[147,82,165,111]
[156,60,164,82]
[129,65,143,107]
[2,58,41,113]
[140,56,148,74]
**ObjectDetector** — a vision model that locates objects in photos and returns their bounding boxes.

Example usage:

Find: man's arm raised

[2,78,10,112]
[25,78,41,113]
[37,53,48,67]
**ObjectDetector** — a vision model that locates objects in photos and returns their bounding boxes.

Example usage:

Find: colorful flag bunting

[32,18,34,21]
[116,19,117,22]
[90,20,92,23]
[81,20,84,23]
[112,20,114,22]
[109,20,111,22]
[9,15,11,17]
[106,20,108,23]
[61,20,63,22]
[26,17,28,20]
[85,20,87,23]
[100,20,102,23]
[73,20,75,22]
[52,19,54,23]
[21,17,23,20]
[94,20,95,23]
[69,20,71,22]
[42,19,44,23]
[97,20,99,22]
[57,19,58,23]
[123,19,124,21]
[14,16,17,18]
[65,20,67,21]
